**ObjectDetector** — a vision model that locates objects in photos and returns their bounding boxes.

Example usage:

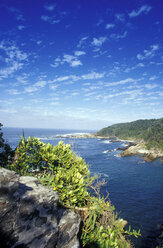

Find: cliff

[0,168,81,248]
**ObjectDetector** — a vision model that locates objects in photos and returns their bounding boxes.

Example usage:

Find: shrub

[0,123,14,168]
[12,135,140,247]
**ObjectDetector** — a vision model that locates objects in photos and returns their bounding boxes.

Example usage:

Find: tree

[0,123,14,167]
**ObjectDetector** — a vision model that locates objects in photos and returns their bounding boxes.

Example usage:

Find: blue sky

[0,0,163,130]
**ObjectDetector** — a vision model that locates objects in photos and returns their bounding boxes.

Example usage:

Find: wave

[114,154,120,157]
[103,148,117,154]
[101,140,111,144]
[121,142,128,147]
[103,150,109,154]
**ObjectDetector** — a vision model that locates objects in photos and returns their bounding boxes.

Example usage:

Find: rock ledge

[0,168,81,248]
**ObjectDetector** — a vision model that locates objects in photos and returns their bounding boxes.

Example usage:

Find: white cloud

[91,37,107,46]
[7,89,21,95]
[44,4,56,11]
[110,31,127,40]
[16,75,28,85]
[37,40,42,45]
[145,83,158,90]
[105,23,115,29]
[71,92,80,96]
[137,44,159,60]
[24,80,47,93]
[115,14,125,22]
[49,84,59,90]
[51,52,83,68]
[74,50,86,56]
[124,62,144,73]
[81,72,104,80]
[52,75,80,83]
[103,89,143,102]
[63,54,82,67]
[129,5,152,18]
[0,62,23,80]
[16,14,25,21]
[149,76,158,81]
[24,86,38,93]
[77,36,88,48]
[96,19,104,26]
[41,15,60,24]
[105,78,135,87]
[18,25,25,30]
[52,72,104,84]
[34,81,47,87]
[0,42,29,80]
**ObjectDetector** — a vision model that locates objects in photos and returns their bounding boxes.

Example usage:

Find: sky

[0,0,163,130]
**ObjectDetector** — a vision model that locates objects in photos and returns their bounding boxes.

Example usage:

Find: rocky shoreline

[53,133,163,163]
[119,141,163,162]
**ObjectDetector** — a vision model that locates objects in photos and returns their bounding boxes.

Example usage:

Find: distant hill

[97,118,163,150]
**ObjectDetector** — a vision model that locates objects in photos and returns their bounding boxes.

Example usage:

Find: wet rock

[0,168,81,248]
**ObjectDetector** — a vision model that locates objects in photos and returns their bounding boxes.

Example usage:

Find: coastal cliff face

[0,168,81,248]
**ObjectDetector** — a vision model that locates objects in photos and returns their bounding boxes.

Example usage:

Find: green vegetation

[97,118,163,150]
[0,125,140,248]
[0,123,14,167]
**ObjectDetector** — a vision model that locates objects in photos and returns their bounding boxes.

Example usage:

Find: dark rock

[0,168,81,248]
[142,154,156,162]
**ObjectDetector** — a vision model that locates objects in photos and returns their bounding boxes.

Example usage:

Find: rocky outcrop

[53,133,96,139]
[119,142,163,162]
[0,168,81,248]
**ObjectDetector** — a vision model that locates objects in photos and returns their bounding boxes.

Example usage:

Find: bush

[12,135,140,247]
[0,123,14,168]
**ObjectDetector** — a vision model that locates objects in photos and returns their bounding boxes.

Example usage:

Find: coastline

[53,132,163,163]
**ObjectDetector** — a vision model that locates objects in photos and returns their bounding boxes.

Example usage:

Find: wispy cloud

[129,5,152,18]
[91,37,107,46]
[0,41,28,79]
[74,50,86,56]
[63,55,82,67]
[124,62,144,73]
[149,76,158,81]
[44,4,56,11]
[18,25,25,30]
[7,89,21,95]
[81,72,105,80]
[41,15,60,24]
[137,44,159,60]
[51,51,85,68]
[105,23,115,29]
[105,78,136,87]
[145,83,158,90]
[24,80,47,93]
[16,14,25,21]
[115,13,125,22]
[52,72,104,84]
[77,36,89,48]
[110,31,127,40]
[96,19,104,26]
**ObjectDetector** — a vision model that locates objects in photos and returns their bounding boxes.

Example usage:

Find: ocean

[2,127,163,248]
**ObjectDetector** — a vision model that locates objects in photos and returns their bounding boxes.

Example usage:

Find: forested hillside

[97,118,163,150]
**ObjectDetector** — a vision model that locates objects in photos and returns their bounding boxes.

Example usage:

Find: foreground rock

[0,168,81,248]
[119,142,163,162]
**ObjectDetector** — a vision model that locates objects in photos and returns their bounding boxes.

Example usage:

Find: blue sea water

[2,127,163,248]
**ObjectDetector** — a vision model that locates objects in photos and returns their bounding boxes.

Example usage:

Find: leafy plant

[0,123,14,168]
[12,135,141,247]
